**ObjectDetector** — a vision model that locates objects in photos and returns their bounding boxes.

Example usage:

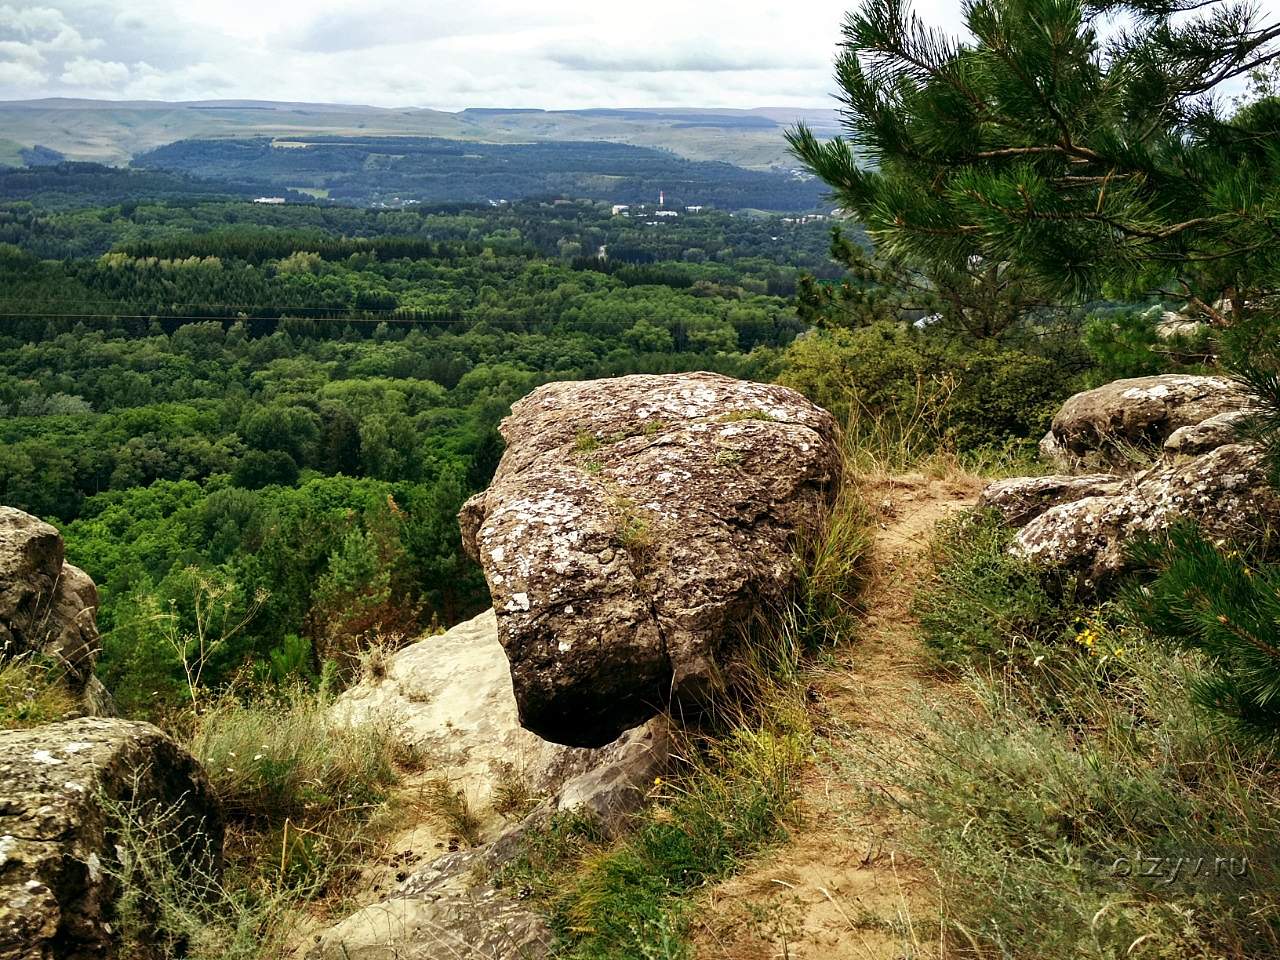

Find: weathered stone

[1163,409,1249,457]
[1013,444,1280,579]
[309,893,550,960]
[1039,375,1249,471]
[331,609,670,832]
[0,508,100,692]
[318,612,671,960]
[460,372,841,747]
[554,716,668,834]
[332,609,580,815]
[978,474,1125,527]
[0,717,223,960]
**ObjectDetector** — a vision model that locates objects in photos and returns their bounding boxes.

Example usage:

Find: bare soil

[692,472,982,960]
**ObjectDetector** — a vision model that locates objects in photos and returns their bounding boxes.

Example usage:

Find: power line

[0,310,763,328]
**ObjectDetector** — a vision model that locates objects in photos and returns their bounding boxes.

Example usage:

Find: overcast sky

[4,1,1278,109]
[0,0,978,109]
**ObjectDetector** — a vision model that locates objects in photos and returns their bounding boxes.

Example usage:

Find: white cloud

[4,0,1212,110]
[122,60,234,99]
[0,37,42,65]
[59,53,125,86]
[0,56,42,86]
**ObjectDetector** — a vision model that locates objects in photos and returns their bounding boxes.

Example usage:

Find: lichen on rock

[460,372,841,747]
[0,717,222,959]
[982,373,1277,580]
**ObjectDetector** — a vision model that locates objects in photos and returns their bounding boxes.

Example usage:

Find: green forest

[0,174,1214,722]
[132,136,826,210]
[5,1,1280,954]
[0,197,850,715]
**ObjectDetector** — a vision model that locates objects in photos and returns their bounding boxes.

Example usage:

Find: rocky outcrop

[460,372,841,747]
[0,508,100,695]
[0,717,222,960]
[1163,409,1250,457]
[984,374,1275,579]
[331,609,670,834]
[1039,375,1249,471]
[318,610,671,960]
[978,474,1125,527]
[1013,444,1279,578]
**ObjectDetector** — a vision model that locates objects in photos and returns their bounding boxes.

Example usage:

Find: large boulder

[459,372,841,747]
[0,508,100,694]
[1039,374,1249,470]
[0,717,223,960]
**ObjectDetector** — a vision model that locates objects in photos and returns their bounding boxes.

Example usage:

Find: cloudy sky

[0,0,975,109]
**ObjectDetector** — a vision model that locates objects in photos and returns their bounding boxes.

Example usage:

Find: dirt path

[692,471,982,960]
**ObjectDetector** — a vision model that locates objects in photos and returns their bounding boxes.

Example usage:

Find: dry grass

[421,777,484,847]
[0,657,75,730]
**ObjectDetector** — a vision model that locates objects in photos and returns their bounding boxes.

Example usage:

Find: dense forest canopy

[0,197,840,715]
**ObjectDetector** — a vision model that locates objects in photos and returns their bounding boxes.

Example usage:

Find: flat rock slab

[332,609,669,830]
[321,611,669,960]
[460,372,841,746]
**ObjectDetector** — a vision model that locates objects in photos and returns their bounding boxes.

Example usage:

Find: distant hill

[0,161,307,208]
[0,99,839,171]
[132,136,826,211]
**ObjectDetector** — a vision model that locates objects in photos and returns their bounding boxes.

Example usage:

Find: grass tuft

[913,508,1082,667]
[0,657,75,730]
[189,684,398,825]
[422,777,483,847]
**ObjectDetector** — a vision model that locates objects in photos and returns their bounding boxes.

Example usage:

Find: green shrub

[945,349,1073,453]
[913,510,1082,666]
[1127,524,1280,739]
[778,323,1077,456]
[777,323,940,431]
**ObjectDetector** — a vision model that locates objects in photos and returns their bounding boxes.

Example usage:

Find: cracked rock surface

[0,717,222,960]
[460,372,841,746]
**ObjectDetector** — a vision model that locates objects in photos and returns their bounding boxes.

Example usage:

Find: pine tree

[790,0,1280,323]
[1127,525,1280,738]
